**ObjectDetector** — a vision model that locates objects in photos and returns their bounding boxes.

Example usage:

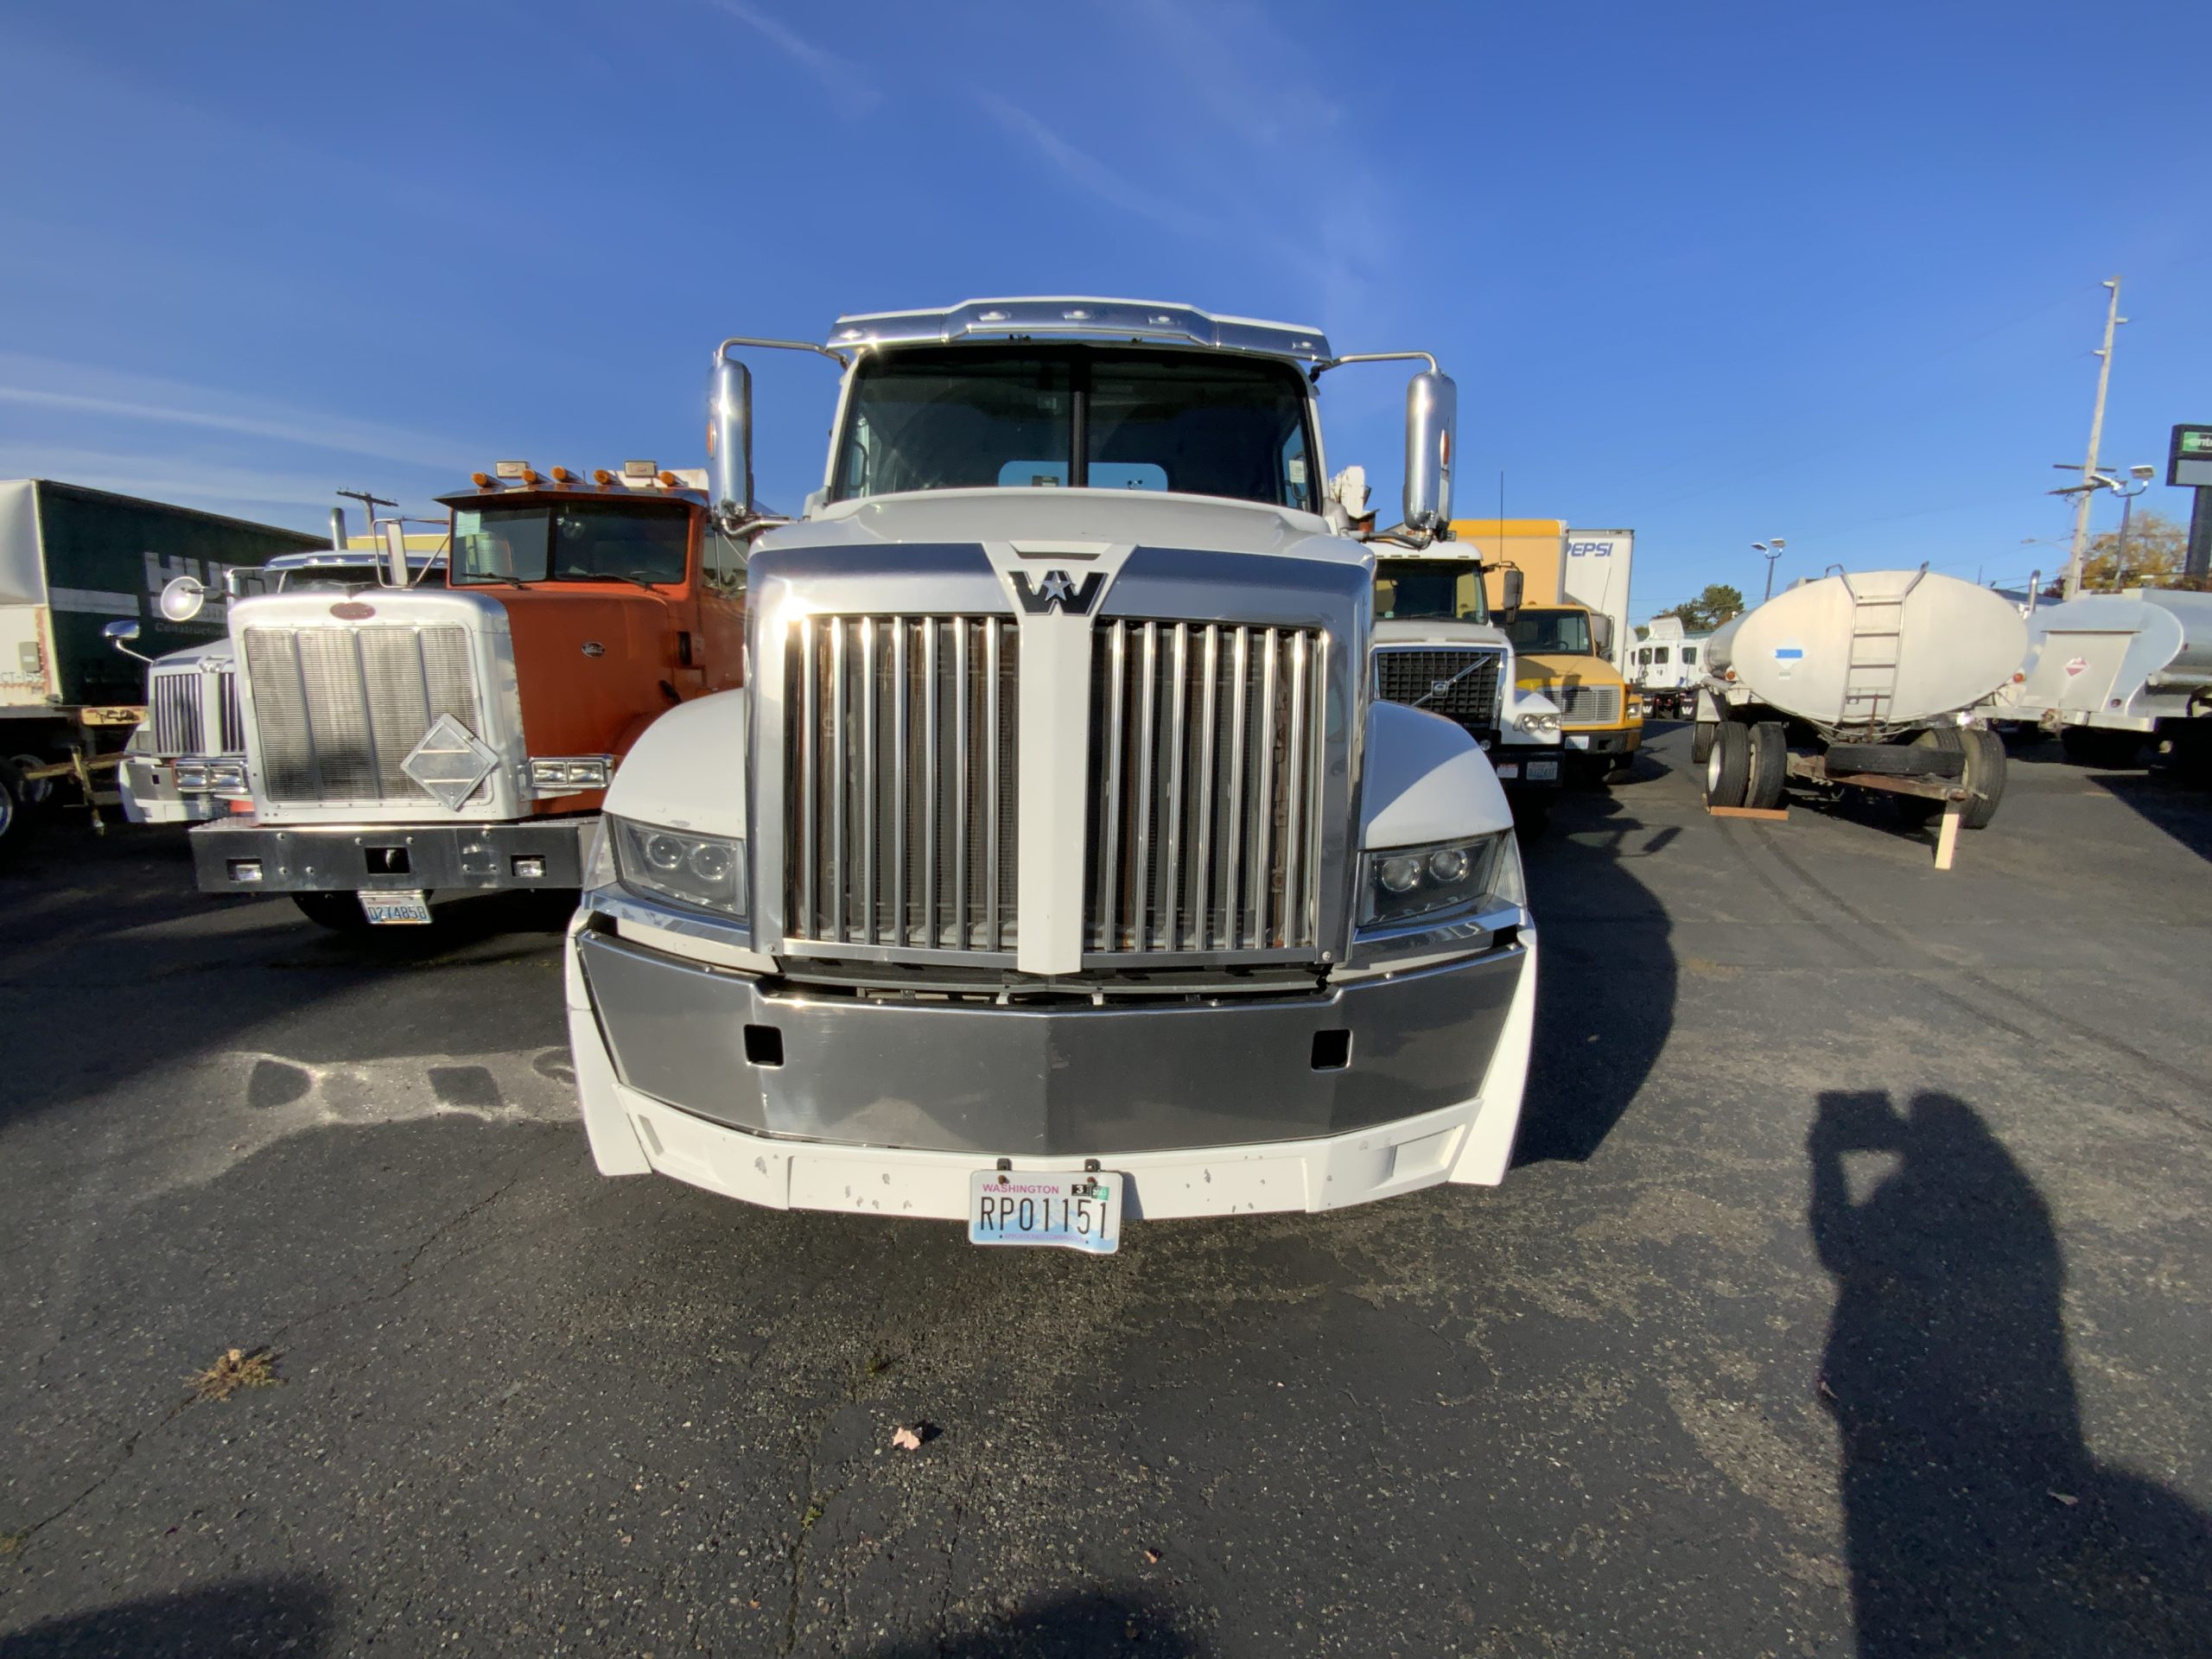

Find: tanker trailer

[1691,569,2028,829]
[1996,589,2212,779]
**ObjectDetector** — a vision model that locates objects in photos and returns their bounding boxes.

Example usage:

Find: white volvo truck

[566,299,1540,1250]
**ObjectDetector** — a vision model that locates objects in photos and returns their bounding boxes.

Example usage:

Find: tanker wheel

[292,892,372,931]
[0,760,22,866]
[1961,728,2006,829]
[1692,721,1718,766]
[1745,721,1789,810]
[1704,721,1750,808]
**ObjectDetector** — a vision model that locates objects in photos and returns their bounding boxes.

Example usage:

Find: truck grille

[1374,647,1503,730]
[241,626,482,804]
[785,615,1020,950]
[1554,683,1620,725]
[215,663,245,753]
[149,668,204,757]
[1086,621,1325,954]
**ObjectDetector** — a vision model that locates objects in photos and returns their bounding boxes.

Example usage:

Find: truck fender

[604,688,748,841]
[1362,701,1513,846]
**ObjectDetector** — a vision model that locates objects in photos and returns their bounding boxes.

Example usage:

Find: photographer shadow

[1809,1090,2211,1656]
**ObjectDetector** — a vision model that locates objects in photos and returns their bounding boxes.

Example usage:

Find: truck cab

[563,298,1541,1244]
[190,465,746,926]
[1503,601,1643,784]
[1370,548,1564,811]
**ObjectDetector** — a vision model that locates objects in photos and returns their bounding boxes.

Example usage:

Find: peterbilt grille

[1086,620,1325,954]
[241,626,482,804]
[1554,683,1620,725]
[785,615,1020,951]
[215,664,245,753]
[149,669,204,757]
[1374,647,1503,730]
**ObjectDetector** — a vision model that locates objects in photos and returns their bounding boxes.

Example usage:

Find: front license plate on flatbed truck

[361,890,433,925]
[968,1171,1123,1254]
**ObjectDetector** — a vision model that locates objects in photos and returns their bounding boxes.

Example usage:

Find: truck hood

[1516,651,1624,688]
[1373,618,1511,648]
[147,638,235,671]
[771,488,1356,563]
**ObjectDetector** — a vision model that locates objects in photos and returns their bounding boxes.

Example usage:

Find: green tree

[2079,510,2199,592]
[1656,583,1747,632]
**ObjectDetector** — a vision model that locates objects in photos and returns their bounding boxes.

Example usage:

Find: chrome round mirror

[158,575,206,622]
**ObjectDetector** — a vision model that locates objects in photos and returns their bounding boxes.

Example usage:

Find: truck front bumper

[192,816,594,894]
[1562,726,1643,756]
[566,920,1539,1220]
[118,755,231,825]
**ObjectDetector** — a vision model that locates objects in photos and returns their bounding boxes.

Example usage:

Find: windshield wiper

[583,571,666,592]
[460,573,528,588]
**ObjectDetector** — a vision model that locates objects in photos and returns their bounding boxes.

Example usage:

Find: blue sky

[3,0,2208,620]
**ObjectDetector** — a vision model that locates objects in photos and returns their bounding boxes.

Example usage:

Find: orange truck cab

[189,461,745,927]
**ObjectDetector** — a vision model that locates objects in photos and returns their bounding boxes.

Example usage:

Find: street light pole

[1753,537,1788,601]
[2064,278,2126,601]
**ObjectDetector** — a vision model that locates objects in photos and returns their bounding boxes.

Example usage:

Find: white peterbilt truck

[566,299,1540,1251]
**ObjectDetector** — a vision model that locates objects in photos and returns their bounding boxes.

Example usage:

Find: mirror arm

[1311,350,1440,383]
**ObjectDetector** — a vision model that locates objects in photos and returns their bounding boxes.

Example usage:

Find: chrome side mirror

[708,349,754,529]
[103,618,149,663]
[382,520,410,588]
[1496,566,1524,622]
[158,575,206,622]
[1403,370,1457,532]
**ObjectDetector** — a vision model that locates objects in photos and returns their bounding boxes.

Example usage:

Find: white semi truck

[564,299,1541,1250]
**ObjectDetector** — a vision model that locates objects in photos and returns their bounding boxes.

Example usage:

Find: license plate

[360,890,433,925]
[1527,760,1560,781]
[1493,761,1520,779]
[968,1171,1123,1254]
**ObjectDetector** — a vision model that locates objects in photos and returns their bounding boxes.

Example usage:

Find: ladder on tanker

[1835,567,1924,734]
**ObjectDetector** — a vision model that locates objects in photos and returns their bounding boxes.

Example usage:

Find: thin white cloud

[0,353,464,473]
[0,444,431,522]
[708,0,875,105]
[976,96,1215,243]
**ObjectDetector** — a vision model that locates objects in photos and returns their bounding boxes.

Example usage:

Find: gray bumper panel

[576,929,1523,1158]
[192,817,594,894]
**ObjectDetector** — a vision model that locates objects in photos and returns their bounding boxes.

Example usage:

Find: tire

[0,760,22,867]
[2061,725,2142,768]
[1961,727,2005,830]
[1826,740,1961,779]
[1692,721,1718,766]
[1746,721,1789,810]
[292,892,372,931]
[1704,721,1751,807]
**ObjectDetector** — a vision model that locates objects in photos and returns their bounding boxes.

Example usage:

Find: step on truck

[191,462,747,926]
[0,479,326,861]
[566,298,1540,1248]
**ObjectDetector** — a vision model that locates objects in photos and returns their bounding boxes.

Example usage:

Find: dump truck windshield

[453,500,690,587]
[1506,607,1594,656]
[830,346,1315,510]
[1375,559,1489,624]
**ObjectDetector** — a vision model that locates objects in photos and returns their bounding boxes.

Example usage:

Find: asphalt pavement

[3,725,2209,1657]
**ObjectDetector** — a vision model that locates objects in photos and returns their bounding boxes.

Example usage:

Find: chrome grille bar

[215,664,245,753]
[150,669,203,757]
[1086,620,1325,958]
[240,625,480,805]
[785,615,1019,956]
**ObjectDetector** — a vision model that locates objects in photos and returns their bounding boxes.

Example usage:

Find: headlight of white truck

[610,817,747,918]
[1358,830,1523,931]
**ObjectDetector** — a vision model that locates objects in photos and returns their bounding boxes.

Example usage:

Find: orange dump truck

[190,461,746,927]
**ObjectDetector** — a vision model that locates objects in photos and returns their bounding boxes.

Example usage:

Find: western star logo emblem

[1009,569,1104,615]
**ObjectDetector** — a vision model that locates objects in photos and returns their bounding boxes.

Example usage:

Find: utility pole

[2064,278,2126,601]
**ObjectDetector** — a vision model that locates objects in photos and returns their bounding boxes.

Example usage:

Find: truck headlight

[1513,711,1560,735]
[1358,830,1524,930]
[610,817,747,918]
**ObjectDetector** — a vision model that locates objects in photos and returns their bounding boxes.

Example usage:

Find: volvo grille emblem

[1010,569,1104,615]
[1432,679,1452,696]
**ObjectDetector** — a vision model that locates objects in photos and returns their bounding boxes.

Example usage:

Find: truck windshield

[1375,559,1488,623]
[830,346,1315,510]
[1506,608,1594,656]
[452,501,690,587]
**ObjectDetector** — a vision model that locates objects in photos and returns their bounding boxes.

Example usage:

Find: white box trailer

[1563,529,1634,671]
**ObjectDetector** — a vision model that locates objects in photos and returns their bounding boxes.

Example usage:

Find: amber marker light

[593,469,616,486]
[471,472,494,487]
[550,467,576,483]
